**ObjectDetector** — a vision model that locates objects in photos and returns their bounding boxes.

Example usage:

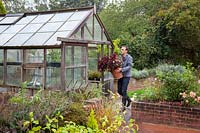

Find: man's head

[121,46,128,55]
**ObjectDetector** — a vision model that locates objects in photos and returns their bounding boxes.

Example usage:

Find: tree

[48,0,106,12]
[152,0,200,65]
[100,0,176,69]
[0,0,6,14]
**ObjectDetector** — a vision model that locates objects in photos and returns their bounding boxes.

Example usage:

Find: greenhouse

[0,6,113,91]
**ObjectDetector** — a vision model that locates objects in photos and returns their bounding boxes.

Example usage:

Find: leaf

[23,121,30,127]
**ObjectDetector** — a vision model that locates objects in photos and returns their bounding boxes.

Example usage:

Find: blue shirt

[121,54,133,77]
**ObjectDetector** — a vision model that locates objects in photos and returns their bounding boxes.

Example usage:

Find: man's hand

[117,68,122,72]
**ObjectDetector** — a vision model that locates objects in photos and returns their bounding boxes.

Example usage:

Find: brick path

[137,122,200,133]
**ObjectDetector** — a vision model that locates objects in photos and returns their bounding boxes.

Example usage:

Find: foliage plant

[98,53,122,72]
[0,82,102,132]
[156,63,199,101]
[88,70,102,80]
[86,109,99,130]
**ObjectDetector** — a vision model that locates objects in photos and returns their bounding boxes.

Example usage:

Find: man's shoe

[126,98,132,107]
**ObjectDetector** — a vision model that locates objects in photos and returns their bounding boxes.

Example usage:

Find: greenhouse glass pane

[5,33,33,46]
[6,65,21,86]
[94,16,102,41]
[65,46,72,66]
[46,67,61,89]
[47,49,61,62]
[25,49,44,63]
[31,14,53,23]
[7,49,22,62]
[66,68,73,89]
[103,33,108,41]
[25,68,43,88]
[74,46,86,66]
[3,24,26,34]
[71,28,81,39]
[24,32,54,46]
[0,16,20,24]
[84,15,93,40]
[49,12,73,22]
[84,26,93,40]
[20,23,43,33]
[74,67,86,88]
[58,20,80,31]
[0,25,9,33]
[45,31,70,45]
[88,48,98,70]
[0,17,4,21]
[16,15,36,24]
[0,34,15,46]
[38,22,64,32]
[0,66,3,85]
[68,10,91,21]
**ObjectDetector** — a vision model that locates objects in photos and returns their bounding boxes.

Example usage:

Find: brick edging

[131,101,200,129]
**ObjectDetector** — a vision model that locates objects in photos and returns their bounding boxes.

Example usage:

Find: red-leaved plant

[98,53,122,72]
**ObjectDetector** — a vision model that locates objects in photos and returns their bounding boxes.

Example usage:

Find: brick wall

[131,101,200,129]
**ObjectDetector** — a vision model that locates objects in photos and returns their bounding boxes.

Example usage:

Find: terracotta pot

[111,69,123,79]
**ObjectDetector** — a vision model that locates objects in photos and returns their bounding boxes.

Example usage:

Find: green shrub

[131,68,149,79]
[87,109,98,130]
[128,87,161,102]
[157,63,199,101]
[155,64,184,74]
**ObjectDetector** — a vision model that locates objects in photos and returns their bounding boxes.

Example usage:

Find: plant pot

[111,69,123,79]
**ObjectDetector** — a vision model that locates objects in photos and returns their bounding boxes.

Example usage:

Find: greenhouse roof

[0,6,111,48]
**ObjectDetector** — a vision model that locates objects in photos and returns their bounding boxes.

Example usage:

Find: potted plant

[98,53,123,79]
[88,70,102,81]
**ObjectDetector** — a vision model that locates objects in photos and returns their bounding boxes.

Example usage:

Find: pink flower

[198,80,200,84]
[182,92,187,98]
[189,91,196,98]
[197,97,200,103]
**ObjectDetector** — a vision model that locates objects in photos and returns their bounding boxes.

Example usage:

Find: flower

[180,91,200,106]
[98,53,122,72]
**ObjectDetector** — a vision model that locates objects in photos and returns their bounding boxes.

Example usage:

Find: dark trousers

[117,77,130,106]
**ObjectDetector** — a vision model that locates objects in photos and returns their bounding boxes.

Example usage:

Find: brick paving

[137,122,200,133]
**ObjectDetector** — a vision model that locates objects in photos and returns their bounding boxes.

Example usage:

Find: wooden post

[43,49,47,89]
[3,49,7,85]
[61,44,66,90]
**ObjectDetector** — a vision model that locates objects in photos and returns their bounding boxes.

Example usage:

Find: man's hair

[121,46,128,51]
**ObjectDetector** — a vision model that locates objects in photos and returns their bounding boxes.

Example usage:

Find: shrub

[128,87,161,102]
[131,68,149,80]
[157,63,199,101]
[0,82,102,132]
[180,91,200,106]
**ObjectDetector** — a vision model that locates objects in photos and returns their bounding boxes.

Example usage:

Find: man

[117,46,133,110]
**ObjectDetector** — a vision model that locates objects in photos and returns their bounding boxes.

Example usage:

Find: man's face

[121,47,127,55]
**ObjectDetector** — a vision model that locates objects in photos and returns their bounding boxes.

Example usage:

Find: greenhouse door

[23,49,44,89]
[63,44,88,90]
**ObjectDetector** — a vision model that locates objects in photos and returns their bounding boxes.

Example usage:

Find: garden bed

[131,101,200,130]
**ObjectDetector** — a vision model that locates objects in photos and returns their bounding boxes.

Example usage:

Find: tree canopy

[100,0,200,69]
[0,0,6,14]
[2,0,106,13]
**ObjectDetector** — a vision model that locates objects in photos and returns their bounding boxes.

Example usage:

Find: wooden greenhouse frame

[0,6,114,92]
